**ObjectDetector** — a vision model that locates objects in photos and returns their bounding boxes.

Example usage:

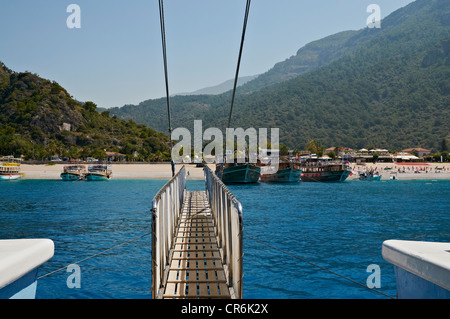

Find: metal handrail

[204,165,244,299]
[151,165,186,299]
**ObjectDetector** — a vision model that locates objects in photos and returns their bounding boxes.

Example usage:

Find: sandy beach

[19,162,450,180]
[348,162,450,180]
[20,163,214,180]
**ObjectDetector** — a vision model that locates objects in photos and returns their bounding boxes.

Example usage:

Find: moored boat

[359,171,381,181]
[215,162,261,184]
[60,165,87,181]
[300,158,351,182]
[0,156,23,181]
[260,160,301,183]
[85,165,112,181]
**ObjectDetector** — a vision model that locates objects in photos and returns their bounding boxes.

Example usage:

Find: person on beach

[171,160,175,177]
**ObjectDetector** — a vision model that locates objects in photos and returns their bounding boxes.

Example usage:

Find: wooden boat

[215,162,260,184]
[260,160,302,183]
[0,156,23,181]
[60,165,87,181]
[85,165,112,181]
[300,158,351,182]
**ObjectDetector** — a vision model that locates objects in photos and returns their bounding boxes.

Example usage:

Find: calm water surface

[0,178,449,299]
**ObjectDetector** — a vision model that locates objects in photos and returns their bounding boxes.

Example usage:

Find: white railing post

[203,166,244,299]
[151,166,186,299]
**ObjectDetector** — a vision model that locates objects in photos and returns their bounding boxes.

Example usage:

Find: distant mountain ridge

[174,75,259,96]
[91,0,450,151]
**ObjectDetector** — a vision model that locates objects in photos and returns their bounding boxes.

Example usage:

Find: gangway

[151,166,243,299]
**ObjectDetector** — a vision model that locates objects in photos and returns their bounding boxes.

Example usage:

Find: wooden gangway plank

[162,191,232,299]
[152,166,243,299]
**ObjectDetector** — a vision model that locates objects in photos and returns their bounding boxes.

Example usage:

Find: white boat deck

[382,240,450,293]
[0,239,54,290]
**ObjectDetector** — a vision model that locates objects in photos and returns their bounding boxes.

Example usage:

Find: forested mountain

[238,30,359,93]
[0,62,170,161]
[109,0,450,151]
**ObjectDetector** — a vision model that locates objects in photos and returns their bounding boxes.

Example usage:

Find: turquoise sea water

[0,178,449,299]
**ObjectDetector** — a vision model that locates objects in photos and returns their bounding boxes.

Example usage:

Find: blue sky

[0,0,414,108]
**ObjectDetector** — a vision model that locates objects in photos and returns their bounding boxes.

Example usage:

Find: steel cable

[37,233,151,280]
[228,0,252,129]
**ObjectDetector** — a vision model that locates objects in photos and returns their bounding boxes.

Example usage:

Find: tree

[68,146,81,159]
[279,144,289,156]
[91,149,107,160]
[83,101,97,113]
[306,139,324,157]
[327,151,336,159]
[442,138,449,152]
[372,152,379,162]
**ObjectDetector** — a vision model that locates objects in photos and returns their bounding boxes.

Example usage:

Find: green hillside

[109,0,450,151]
[239,30,359,93]
[0,62,170,161]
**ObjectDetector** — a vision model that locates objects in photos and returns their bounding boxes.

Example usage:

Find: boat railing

[300,160,350,167]
[204,165,243,299]
[151,165,186,299]
[0,156,22,164]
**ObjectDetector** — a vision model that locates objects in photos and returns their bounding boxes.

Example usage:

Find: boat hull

[359,175,382,181]
[216,163,260,184]
[261,167,301,183]
[60,173,82,181]
[301,169,351,182]
[0,267,39,299]
[0,173,22,181]
[382,240,450,299]
[86,173,110,181]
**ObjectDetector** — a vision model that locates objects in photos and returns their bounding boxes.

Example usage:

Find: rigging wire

[37,233,151,280]
[228,0,252,130]
[158,0,175,176]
